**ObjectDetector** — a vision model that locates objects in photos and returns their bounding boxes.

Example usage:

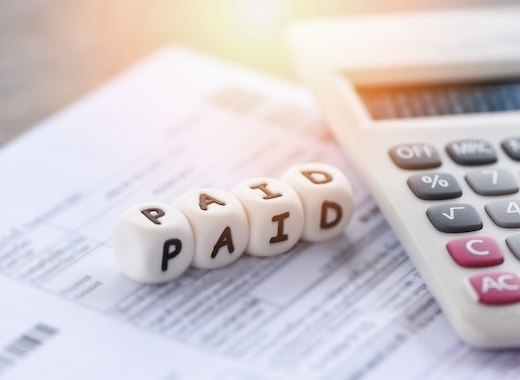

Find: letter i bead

[232,177,304,256]
[113,203,194,283]
[174,189,248,269]
[281,162,354,241]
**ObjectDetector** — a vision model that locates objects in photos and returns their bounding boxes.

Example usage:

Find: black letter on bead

[250,183,282,200]
[199,193,226,211]
[141,208,165,225]
[270,212,290,244]
[211,226,234,258]
[301,170,333,184]
[320,201,343,229]
[162,238,182,271]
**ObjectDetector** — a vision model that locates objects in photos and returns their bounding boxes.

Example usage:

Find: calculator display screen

[355,79,520,120]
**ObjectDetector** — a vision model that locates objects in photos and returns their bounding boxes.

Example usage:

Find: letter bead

[232,177,304,256]
[175,189,248,269]
[113,203,194,283]
[281,162,354,241]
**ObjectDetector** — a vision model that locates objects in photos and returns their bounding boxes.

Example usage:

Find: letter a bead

[175,189,248,269]
[113,203,194,283]
[281,163,354,241]
[232,177,304,256]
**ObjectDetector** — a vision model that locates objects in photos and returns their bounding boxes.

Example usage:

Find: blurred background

[0,0,516,146]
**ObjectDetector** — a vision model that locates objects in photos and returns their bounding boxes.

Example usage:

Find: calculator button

[446,140,497,165]
[389,144,441,170]
[502,138,520,161]
[468,272,520,305]
[407,173,461,200]
[465,169,519,196]
[505,234,520,260]
[485,200,520,228]
[447,237,503,267]
[426,203,482,233]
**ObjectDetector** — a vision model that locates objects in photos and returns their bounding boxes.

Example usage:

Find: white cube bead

[113,203,194,283]
[232,177,304,256]
[174,189,248,269]
[281,162,354,241]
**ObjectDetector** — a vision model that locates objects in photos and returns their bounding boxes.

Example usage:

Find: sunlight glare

[233,0,284,40]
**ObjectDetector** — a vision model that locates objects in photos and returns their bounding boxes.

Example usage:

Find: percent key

[407,172,462,200]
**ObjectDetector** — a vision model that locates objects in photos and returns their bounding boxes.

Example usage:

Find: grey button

[389,144,441,170]
[465,169,519,196]
[502,138,520,161]
[446,140,497,165]
[485,200,520,228]
[407,172,461,200]
[506,234,520,260]
[426,203,482,233]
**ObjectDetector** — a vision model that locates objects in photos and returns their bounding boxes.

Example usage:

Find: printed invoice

[0,47,520,379]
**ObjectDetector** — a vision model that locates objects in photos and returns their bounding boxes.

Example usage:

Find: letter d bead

[113,203,194,283]
[281,163,354,241]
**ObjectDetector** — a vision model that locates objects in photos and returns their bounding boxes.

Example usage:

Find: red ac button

[468,272,520,305]
[447,236,503,267]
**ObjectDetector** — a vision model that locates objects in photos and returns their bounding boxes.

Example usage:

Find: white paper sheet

[1,46,520,380]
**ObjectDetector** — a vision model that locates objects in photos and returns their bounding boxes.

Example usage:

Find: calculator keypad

[502,138,520,161]
[389,144,441,169]
[390,138,520,302]
[447,236,503,268]
[446,139,497,165]
[505,235,520,260]
[426,203,482,233]
[485,200,520,228]
[407,173,461,200]
[468,272,520,305]
[465,169,518,196]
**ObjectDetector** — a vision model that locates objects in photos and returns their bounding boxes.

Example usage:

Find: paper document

[0,46,519,379]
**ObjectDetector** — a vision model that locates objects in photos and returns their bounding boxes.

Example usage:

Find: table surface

[0,0,513,147]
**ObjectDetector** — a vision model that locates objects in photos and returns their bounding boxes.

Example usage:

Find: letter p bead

[113,203,194,283]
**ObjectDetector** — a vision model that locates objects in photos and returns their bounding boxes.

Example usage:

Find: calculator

[288,6,520,348]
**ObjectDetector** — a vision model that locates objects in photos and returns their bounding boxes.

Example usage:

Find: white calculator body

[288,6,520,348]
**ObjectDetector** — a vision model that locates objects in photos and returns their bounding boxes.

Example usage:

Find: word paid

[113,162,354,283]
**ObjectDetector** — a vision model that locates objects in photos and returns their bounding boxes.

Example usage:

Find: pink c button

[447,236,503,268]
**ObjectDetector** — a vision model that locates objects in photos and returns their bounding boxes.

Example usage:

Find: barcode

[0,323,58,376]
